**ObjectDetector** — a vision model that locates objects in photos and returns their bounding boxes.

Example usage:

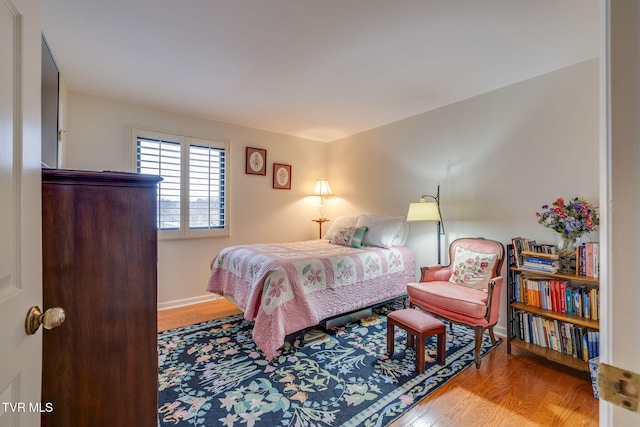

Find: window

[132,128,229,238]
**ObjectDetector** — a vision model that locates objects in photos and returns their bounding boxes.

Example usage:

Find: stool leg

[436,331,446,365]
[386,322,395,356]
[416,335,425,374]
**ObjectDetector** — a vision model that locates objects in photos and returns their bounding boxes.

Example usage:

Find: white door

[601,0,640,425]
[0,0,44,426]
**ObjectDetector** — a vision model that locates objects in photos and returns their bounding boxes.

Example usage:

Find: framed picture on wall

[246,147,267,175]
[273,163,292,190]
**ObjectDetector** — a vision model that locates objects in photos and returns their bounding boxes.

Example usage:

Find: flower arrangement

[536,197,599,239]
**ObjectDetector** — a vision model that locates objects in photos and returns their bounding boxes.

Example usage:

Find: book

[514,273,521,302]
[520,250,559,260]
[572,325,583,360]
[585,242,594,277]
[512,238,535,268]
[558,280,567,313]
[563,323,573,357]
[517,311,524,340]
[593,243,599,279]
[588,330,598,359]
[523,256,557,265]
[520,262,559,274]
[582,286,590,319]
[537,316,548,348]
[582,332,590,362]
[574,288,582,317]
[565,287,573,315]
[589,287,599,320]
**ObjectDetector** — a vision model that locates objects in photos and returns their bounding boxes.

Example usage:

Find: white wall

[327,59,600,335]
[63,94,328,307]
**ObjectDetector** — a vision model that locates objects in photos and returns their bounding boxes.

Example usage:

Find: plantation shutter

[136,136,181,231]
[188,142,226,230]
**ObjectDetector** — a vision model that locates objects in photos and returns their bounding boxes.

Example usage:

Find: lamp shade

[311,179,334,197]
[406,200,441,222]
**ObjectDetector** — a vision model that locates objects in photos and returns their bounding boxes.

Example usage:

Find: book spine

[520,263,559,274]
[582,286,590,319]
[585,242,594,277]
[572,325,582,360]
[573,288,582,318]
[582,331,589,362]
[517,311,524,340]
[593,243,599,279]
[523,257,558,265]
[565,287,573,315]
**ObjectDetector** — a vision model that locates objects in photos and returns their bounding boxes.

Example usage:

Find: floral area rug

[158,310,501,426]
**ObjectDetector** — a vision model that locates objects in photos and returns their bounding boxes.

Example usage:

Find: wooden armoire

[41,169,162,426]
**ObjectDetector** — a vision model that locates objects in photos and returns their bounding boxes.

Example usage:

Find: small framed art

[273,163,292,190]
[246,147,267,175]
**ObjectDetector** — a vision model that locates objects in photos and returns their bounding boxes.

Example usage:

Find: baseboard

[158,294,222,311]
[494,325,507,339]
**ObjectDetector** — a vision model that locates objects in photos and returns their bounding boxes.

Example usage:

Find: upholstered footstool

[387,308,446,373]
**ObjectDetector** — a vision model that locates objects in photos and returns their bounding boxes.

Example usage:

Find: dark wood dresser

[41,169,161,426]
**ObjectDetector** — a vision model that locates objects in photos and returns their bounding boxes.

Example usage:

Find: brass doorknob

[25,306,65,335]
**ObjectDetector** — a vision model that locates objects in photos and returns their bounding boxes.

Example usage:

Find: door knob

[25,306,66,335]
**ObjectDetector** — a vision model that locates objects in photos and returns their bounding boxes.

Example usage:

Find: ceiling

[42,0,599,142]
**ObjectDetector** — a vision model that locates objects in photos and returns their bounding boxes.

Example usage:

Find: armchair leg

[488,326,496,345]
[473,326,484,369]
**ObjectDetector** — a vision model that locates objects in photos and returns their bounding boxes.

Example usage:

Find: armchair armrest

[419,265,453,282]
[484,276,504,324]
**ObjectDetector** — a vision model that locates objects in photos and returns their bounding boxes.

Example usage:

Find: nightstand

[311,218,330,239]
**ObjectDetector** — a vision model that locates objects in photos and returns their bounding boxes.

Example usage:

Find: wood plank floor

[158,298,599,426]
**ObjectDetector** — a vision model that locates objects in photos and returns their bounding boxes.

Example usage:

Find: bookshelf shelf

[509,338,590,372]
[507,243,599,372]
[510,302,599,329]
[510,266,599,284]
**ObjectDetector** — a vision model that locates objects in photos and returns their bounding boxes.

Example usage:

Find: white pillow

[355,215,409,248]
[323,216,358,241]
[448,246,498,289]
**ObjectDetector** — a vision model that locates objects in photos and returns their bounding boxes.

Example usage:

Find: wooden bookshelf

[506,244,599,373]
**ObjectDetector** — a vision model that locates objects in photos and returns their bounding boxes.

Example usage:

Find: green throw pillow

[331,226,368,248]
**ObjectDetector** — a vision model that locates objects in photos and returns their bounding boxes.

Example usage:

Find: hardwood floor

[158,298,599,426]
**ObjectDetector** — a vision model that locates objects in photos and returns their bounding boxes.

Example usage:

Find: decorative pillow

[330,226,368,248]
[448,246,498,289]
[323,216,358,241]
[355,215,409,248]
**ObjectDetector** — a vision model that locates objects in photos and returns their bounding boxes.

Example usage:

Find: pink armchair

[407,237,505,368]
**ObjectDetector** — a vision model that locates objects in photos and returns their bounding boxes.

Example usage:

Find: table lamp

[311,179,334,238]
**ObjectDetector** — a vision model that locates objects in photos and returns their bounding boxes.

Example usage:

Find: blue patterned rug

[158,310,501,426]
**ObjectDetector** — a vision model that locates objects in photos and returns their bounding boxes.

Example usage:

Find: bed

[206,215,416,360]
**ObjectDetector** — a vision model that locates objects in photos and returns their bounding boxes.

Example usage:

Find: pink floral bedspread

[207,240,416,360]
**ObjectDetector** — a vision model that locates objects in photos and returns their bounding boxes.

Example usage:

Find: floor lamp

[406,185,445,264]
